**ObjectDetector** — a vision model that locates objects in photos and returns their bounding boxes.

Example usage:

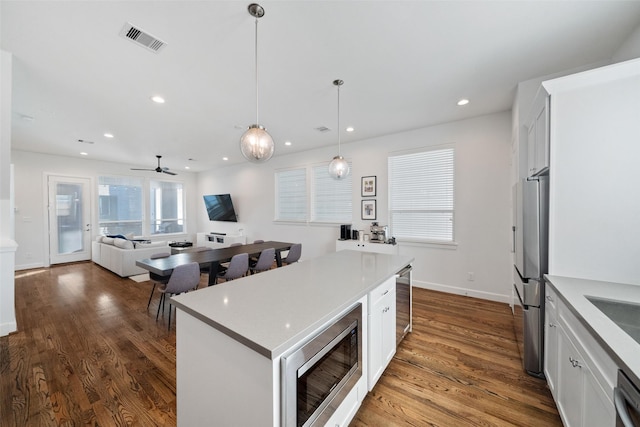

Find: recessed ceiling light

[185,166,190,170]
[104,133,114,138]
[222,157,229,161]
[346,127,354,132]
[151,96,165,104]
[284,141,292,146]
[80,152,88,156]
[457,99,470,106]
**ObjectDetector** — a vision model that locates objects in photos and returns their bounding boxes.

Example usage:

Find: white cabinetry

[526,87,550,177]
[544,286,559,397]
[367,276,396,390]
[544,283,616,427]
[196,232,246,249]
[336,240,399,255]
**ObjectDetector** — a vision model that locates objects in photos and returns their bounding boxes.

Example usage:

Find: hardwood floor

[1,262,561,426]
[351,289,562,426]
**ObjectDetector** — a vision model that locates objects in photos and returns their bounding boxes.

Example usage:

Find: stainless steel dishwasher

[396,264,412,346]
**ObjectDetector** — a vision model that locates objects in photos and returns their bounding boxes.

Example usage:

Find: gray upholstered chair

[156,262,201,329]
[147,252,171,309]
[281,243,302,266]
[250,247,275,274]
[214,253,249,284]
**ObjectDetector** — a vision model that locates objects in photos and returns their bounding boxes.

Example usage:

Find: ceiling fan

[131,155,177,175]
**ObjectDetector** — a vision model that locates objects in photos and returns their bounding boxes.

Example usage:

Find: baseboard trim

[15,262,45,271]
[413,280,511,304]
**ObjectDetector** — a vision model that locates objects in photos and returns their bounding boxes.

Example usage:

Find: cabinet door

[527,122,537,176]
[557,327,583,427]
[526,87,549,177]
[544,308,559,398]
[583,370,615,427]
[381,289,397,367]
[368,278,396,390]
[534,100,549,173]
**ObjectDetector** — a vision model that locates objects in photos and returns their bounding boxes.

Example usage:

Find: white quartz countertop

[171,250,413,360]
[545,275,640,384]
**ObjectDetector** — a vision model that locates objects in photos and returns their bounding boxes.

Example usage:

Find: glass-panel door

[48,176,92,264]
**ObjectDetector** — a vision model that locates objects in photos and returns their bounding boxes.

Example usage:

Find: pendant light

[328,79,350,179]
[240,3,275,163]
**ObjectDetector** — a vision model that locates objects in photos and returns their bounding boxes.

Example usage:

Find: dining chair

[249,239,265,264]
[281,243,302,266]
[147,252,171,310]
[156,262,201,329]
[250,247,275,274]
[214,253,249,284]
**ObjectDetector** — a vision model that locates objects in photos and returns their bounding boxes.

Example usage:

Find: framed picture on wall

[361,199,377,220]
[361,176,376,197]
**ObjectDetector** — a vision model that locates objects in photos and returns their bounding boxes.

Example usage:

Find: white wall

[11,150,198,270]
[613,23,640,63]
[1,50,17,336]
[198,112,514,302]
[545,59,640,285]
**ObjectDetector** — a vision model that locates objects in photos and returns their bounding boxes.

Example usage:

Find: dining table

[136,241,295,286]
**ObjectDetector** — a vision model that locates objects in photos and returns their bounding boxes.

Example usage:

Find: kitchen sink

[587,296,640,345]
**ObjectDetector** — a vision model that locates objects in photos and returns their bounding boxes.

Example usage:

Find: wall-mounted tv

[203,194,238,222]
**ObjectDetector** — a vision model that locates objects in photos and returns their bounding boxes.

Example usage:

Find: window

[98,176,143,236]
[275,162,353,223]
[275,168,307,221]
[311,163,352,223]
[388,146,455,243]
[150,180,184,234]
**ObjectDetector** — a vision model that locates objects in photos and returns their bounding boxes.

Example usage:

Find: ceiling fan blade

[162,170,177,176]
[131,168,155,171]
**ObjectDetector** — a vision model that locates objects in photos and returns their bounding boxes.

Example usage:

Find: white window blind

[311,163,352,222]
[388,147,455,242]
[275,168,307,221]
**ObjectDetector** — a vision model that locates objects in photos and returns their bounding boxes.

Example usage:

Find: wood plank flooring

[1,262,561,426]
[350,289,562,426]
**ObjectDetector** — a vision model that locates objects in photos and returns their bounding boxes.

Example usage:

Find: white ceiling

[2,1,640,173]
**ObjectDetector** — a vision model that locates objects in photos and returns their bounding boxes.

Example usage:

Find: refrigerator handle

[512,226,516,253]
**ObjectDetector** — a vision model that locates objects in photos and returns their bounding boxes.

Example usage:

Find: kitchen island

[171,250,413,426]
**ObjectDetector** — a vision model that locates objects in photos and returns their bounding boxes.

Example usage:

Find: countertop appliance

[340,224,352,240]
[370,223,389,243]
[513,173,549,378]
[615,370,640,427]
[396,265,412,345]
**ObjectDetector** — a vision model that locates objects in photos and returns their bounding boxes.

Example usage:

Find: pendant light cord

[254,17,259,125]
[337,82,341,156]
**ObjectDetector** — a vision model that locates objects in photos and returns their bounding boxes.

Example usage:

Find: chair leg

[147,283,157,310]
[156,293,164,321]
[168,302,172,331]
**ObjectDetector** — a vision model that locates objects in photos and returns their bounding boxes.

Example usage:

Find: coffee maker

[370,223,389,243]
[340,224,352,240]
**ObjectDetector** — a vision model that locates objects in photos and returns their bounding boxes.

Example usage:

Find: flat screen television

[203,194,238,222]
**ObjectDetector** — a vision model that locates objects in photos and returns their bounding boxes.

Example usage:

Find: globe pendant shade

[328,155,350,180]
[240,124,275,163]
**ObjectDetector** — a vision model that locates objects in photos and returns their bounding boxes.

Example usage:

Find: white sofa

[91,236,169,277]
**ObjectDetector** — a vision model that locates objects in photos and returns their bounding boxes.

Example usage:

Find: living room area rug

[129,273,150,283]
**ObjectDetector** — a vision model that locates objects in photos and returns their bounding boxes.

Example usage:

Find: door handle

[614,386,636,427]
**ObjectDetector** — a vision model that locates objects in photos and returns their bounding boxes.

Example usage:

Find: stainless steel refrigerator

[513,173,549,378]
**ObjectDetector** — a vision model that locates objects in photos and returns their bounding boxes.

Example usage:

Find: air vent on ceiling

[119,22,167,53]
[314,126,332,133]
